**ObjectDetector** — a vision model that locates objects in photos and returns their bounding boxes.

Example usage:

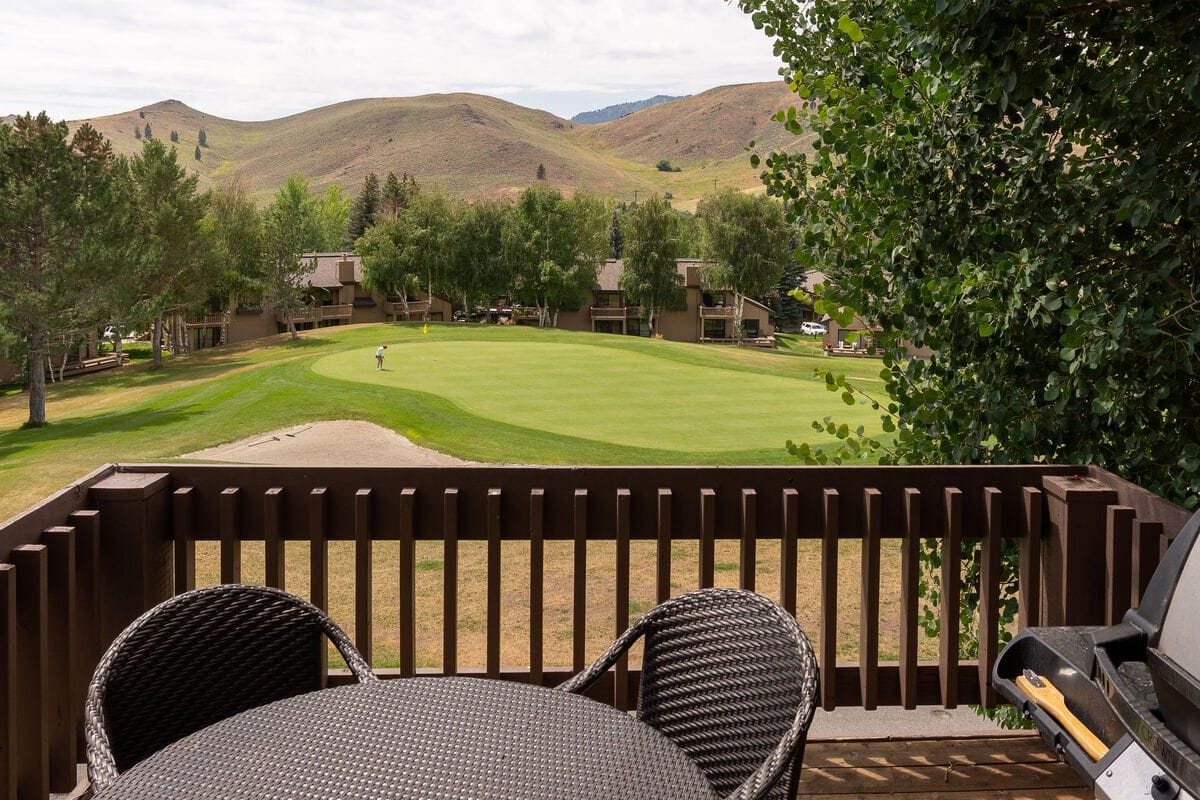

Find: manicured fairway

[0,324,886,520]
[314,339,873,453]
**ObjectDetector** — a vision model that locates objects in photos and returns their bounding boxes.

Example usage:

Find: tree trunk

[114,328,123,360]
[733,293,746,346]
[152,312,164,368]
[58,351,68,381]
[648,306,657,337]
[424,271,432,321]
[401,295,411,321]
[287,310,298,340]
[552,309,559,328]
[26,330,47,427]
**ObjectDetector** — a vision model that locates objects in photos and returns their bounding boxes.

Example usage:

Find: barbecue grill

[995,507,1200,799]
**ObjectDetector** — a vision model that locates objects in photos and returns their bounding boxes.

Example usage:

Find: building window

[626,318,650,337]
[743,319,760,337]
[594,292,623,308]
[594,320,623,335]
[703,319,726,339]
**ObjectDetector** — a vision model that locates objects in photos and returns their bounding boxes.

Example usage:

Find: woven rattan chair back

[85,584,375,792]
[560,588,818,800]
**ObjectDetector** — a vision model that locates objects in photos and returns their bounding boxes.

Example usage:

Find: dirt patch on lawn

[182,420,474,466]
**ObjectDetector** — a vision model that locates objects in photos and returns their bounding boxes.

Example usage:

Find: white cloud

[0,0,784,121]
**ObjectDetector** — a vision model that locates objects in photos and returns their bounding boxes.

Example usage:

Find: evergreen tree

[134,127,142,140]
[536,163,546,181]
[198,128,207,147]
[345,172,380,247]
[194,145,201,161]
[380,171,419,218]
[143,123,152,139]
[127,138,215,368]
[0,114,128,426]
[169,130,179,143]
[609,209,624,259]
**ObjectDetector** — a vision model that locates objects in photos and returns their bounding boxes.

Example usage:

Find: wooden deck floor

[796,734,1089,799]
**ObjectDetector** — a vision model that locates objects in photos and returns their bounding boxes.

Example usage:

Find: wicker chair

[85,584,376,793]
[559,588,818,800]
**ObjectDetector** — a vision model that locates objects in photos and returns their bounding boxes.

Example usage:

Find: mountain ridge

[571,95,687,125]
[66,82,809,210]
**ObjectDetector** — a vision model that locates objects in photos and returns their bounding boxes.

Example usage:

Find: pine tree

[609,210,624,259]
[380,171,419,218]
[170,130,179,143]
[345,172,381,247]
[536,163,546,181]
[134,127,142,140]
[194,145,201,161]
[144,123,152,139]
[198,129,207,148]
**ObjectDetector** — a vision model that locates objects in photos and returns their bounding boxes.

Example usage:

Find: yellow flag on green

[422,323,428,335]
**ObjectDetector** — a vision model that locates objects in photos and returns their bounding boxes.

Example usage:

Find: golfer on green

[375,344,387,370]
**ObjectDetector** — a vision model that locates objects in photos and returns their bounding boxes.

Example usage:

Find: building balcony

[384,300,430,318]
[2,463,1189,798]
[276,304,354,325]
[698,305,736,319]
[185,313,229,329]
[589,306,628,321]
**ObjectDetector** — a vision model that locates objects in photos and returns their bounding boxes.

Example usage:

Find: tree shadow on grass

[0,405,203,462]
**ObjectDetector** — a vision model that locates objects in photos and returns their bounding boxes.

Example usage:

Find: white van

[800,321,828,336]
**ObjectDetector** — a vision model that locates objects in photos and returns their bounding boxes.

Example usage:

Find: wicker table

[94,676,719,799]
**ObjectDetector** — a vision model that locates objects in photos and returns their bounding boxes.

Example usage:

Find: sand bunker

[181,421,474,466]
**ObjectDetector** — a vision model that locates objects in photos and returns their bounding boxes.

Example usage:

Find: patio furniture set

[84,586,818,799]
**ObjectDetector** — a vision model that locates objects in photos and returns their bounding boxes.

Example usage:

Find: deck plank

[797,735,1089,799]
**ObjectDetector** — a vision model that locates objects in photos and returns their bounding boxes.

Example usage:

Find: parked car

[800,321,828,335]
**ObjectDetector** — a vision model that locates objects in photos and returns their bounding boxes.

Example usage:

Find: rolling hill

[72,82,811,208]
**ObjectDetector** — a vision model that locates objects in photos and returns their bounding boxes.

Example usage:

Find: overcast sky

[0,0,785,122]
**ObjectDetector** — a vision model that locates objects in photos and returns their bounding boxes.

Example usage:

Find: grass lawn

[0,323,886,521]
[1,322,914,670]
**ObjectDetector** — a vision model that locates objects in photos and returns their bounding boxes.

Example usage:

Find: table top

[95,677,719,799]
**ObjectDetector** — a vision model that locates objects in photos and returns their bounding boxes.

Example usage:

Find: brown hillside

[577,82,801,163]
[74,83,811,206]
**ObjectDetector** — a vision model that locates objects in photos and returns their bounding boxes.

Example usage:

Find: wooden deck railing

[699,306,736,319]
[590,307,629,321]
[383,300,431,318]
[0,464,1190,798]
[276,304,354,325]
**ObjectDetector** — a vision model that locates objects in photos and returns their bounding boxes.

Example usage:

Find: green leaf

[837,14,865,43]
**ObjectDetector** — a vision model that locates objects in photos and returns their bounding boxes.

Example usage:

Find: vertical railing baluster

[573,489,588,674]
[355,489,373,665]
[172,488,195,593]
[0,563,15,800]
[529,489,544,686]
[656,489,672,604]
[900,488,920,710]
[309,488,328,679]
[264,488,285,591]
[1133,520,1164,606]
[860,488,881,710]
[398,488,416,678]
[979,488,1002,708]
[43,527,76,791]
[780,489,799,616]
[68,509,101,752]
[940,487,963,709]
[740,489,757,591]
[443,488,459,676]
[820,488,839,711]
[699,489,715,589]
[1019,488,1044,630]
[1105,505,1135,626]
[487,489,502,679]
[615,489,631,710]
[13,545,48,800]
[219,487,241,583]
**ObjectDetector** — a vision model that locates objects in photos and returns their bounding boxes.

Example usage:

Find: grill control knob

[1150,773,1179,800]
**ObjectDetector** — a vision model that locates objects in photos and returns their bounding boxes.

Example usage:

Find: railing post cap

[89,472,171,501]
[1041,474,1119,502]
